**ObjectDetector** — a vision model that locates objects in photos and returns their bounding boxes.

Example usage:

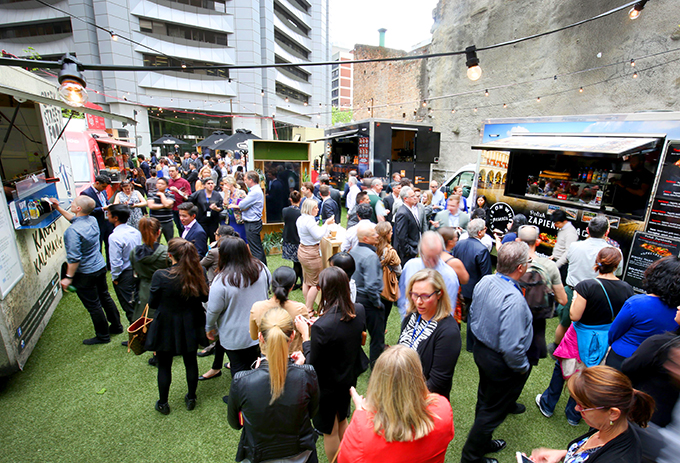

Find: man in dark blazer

[319,175,342,223]
[80,175,114,267]
[382,182,402,223]
[319,185,340,223]
[393,187,421,266]
[178,202,208,257]
[185,162,199,192]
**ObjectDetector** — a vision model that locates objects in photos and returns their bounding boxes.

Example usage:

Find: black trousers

[156,351,199,404]
[98,225,113,269]
[463,297,475,352]
[380,297,393,332]
[172,210,184,236]
[460,339,531,463]
[113,268,137,324]
[359,297,385,369]
[244,220,267,265]
[158,220,174,244]
[72,267,122,340]
[224,345,260,379]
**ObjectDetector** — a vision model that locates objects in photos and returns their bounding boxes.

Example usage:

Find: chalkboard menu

[623,231,680,293]
[647,143,680,239]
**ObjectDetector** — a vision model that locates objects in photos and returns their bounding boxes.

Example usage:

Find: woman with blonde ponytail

[228,308,319,463]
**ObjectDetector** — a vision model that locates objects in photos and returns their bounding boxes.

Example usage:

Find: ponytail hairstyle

[259,308,294,404]
[271,266,296,306]
[138,216,161,247]
[568,365,655,427]
[166,238,209,298]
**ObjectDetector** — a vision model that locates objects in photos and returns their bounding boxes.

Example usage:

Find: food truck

[442,112,680,292]
[318,119,441,190]
[0,66,136,375]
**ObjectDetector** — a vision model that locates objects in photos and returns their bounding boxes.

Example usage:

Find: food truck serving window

[473,134,664,219]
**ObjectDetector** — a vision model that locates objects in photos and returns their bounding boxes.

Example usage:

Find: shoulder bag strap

[594,279,614,319]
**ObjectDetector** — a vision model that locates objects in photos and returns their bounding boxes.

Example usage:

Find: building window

[276,82,310,104]
[275,55,309,82]
[331,69,339,79]
[289,0,310,13]
[331,79,338,89]
[143,54,229,78]
[138,19,228,45]
[331,89,339,98]
[0,19,72,39]
[168,0,227,12]
[274,29,309,59]
[274,2,310,37]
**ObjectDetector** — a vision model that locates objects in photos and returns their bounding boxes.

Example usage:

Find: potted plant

[262,231,283,256]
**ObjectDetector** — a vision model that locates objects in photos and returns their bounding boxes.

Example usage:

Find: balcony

[132,32,234,64]
[138,70,236,97]
[131,0,233,34]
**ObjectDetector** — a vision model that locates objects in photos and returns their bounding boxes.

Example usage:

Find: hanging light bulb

[261,89,265,96]
[484,89,489,97]
[633,71,639,79]
[465,46,482,81]
[58,54,88,107]
[503,103,507,108]
[110,31,119,41]
[630,59,636,67]
[181,61,187,69]
[473,107,478,112]
[579,87,584,93]
[422,100,427,107]
[304,101,308,106]
[451,108,455,114]
[285,96,289,103]
[537,97,541,102]
[628,0,647,20]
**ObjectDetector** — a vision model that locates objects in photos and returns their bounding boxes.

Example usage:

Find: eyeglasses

[409,291,440,302]
[574,404,605,413]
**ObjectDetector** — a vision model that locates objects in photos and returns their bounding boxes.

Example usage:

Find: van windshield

[70,151,91,183]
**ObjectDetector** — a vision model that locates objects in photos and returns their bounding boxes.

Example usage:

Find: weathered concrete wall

[353,45,429,120]
[427,0,680,180]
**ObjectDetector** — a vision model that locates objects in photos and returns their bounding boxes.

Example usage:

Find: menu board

[647,143,680,239]
[623,231,680,293]
[357,137,370,175]
[0,186,25,299]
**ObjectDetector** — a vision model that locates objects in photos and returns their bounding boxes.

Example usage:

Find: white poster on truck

[37,97,75,204]
[0,182,25,299]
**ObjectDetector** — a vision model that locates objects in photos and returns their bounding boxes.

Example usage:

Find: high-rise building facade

[0,0,330,153]
[331,46,352,109]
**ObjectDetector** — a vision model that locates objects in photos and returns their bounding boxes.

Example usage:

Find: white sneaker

[535,393,553,418]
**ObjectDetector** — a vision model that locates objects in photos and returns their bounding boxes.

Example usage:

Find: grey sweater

[206,266,271,350]
[349,242,383,308]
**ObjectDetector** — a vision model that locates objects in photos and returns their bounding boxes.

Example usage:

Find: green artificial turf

[0,253,586,462]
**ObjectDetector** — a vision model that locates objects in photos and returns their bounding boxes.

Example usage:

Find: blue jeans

[539,360,581,424]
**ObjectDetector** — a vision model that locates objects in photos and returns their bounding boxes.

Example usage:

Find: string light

[503,103,507,108]
[579,87,584,92]
[465,45,482,81]
[537,96,541,102]
[181,62,187,69]
[422,100,427,107]
[484,89,489,97]
[630,59,636,67]
[633,71,639,78]
[451,108,455,113]
[261,89,264,96]
[628,0,647,20]
[110,32,118,41]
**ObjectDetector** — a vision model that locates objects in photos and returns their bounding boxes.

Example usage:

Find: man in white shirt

[430,180,447,212]
[345,176,361,211]
[107,204,141,325]
[550,209,579,274]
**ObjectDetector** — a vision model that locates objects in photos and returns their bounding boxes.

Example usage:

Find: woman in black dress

[145,238,210,415]
[294,267,367,462]
[281,190,303,290]
[187,177,223,240]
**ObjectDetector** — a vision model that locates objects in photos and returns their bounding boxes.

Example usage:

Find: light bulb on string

[422,100,427,107]
[579,87,584,93]
[503,103,507,108]
[537,97,541,102]
[261,89,265,96]
[630,59,636,67]
[110,31,118,41]
[473,107,478,112]
[633,71,639,79]
[57,54,88,107]
[484,89,489,97]
[465,46,482,81]
[628,1,647,20]
[451,108,455,114]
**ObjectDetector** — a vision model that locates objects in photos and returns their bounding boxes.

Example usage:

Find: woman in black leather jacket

[227,308,319,463]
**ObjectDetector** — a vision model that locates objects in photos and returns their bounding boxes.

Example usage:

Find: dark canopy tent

[151,134,187,145]
[194,130,229,148]
[211,130,261,152]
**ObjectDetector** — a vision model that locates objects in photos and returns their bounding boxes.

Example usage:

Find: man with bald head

[397,231,460,320]
[349,221,384,368]
[51,196,123,345]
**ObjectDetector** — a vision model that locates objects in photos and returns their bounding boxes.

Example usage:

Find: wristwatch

[65,274,74,279]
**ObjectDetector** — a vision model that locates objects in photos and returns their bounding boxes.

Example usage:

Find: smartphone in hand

[516,452,532,463]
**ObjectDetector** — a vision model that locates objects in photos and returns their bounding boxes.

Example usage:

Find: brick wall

[352,45,429,121]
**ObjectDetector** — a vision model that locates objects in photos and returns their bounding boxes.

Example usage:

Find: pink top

[337,394,454,463]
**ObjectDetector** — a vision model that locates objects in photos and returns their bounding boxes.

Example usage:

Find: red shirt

[167,177,191,211]
[337,394,454,463]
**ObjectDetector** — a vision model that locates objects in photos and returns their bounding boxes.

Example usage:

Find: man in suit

[81,175,114,267]
[185,162,199,192]
[178,202,208,257]
[431,195,469,232]
[393,187,421,266]
[453,218,493,352]
[382,182,402,223]
[138,154,150,178]
[319,175,342,223]
[319,185,340,223]
[232,171,267,265]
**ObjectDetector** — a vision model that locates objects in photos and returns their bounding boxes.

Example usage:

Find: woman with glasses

[294,266,367,462]
[537,247,633,426]
[530,365,654,463]
[398,268,461,398]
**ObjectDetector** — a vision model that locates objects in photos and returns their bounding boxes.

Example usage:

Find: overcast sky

[329,0,439,52]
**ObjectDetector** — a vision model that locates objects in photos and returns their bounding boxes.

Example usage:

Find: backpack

[519,265,554,319]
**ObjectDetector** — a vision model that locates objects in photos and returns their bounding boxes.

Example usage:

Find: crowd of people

[51,159,680,463]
